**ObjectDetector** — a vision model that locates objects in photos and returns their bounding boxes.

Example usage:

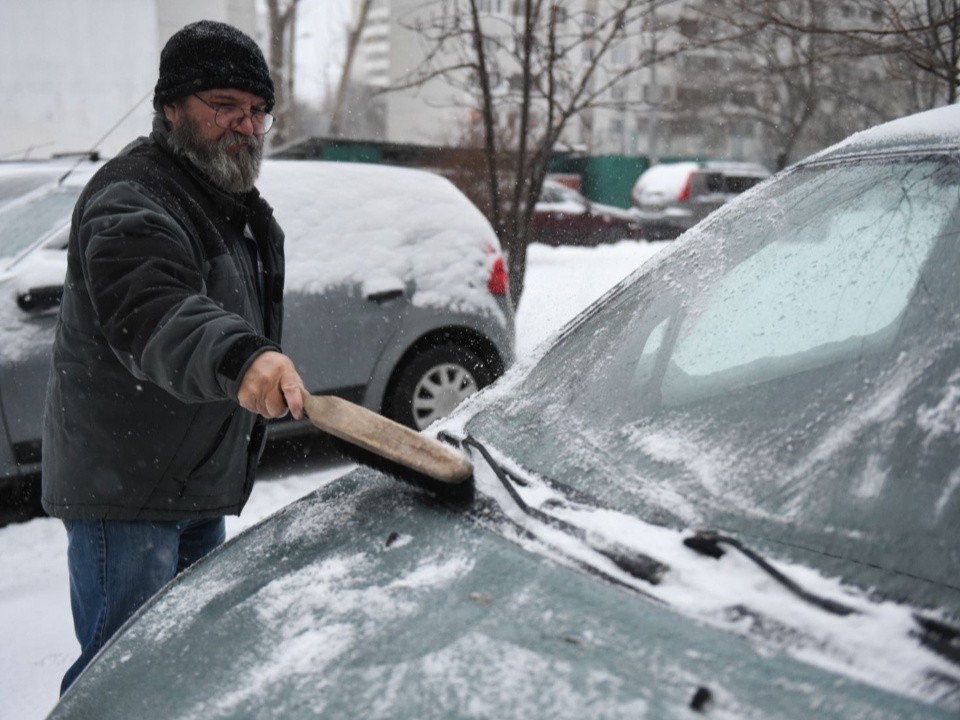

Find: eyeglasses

[192,94,275,134]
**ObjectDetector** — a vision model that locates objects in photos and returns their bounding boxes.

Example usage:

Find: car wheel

[384,344,494,430]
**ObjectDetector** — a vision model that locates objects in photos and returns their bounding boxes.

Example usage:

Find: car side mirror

[17,285,63,312]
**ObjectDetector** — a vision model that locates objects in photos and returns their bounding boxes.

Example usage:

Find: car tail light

[677,172,695,202]
[488,256,509,296]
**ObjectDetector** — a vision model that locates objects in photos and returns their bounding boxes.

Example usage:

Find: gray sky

[292,0,353,106]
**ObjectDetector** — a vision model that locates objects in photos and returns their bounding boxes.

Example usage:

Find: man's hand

[237,350,305,420]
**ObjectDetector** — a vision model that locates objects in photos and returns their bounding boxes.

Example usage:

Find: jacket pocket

[178,409,238,497]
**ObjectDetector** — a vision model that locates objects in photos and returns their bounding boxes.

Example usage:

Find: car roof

[697,160,770,176]
[805,103,960,164]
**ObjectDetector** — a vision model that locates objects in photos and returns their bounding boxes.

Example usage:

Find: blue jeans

[60,516,225,695]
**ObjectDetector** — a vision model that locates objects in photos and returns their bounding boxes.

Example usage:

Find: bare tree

[266,0,301,147]
[395,0,698,308]
[852,0,959,105]
[330,0,376,136]
[689,0,908,169]
[730,0,959,107]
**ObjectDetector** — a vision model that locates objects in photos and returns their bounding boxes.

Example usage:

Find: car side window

[0,187,80,260]
[703,173,723,193]
[540,185,564,203]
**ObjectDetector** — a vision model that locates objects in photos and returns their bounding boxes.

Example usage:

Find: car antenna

[58,89,152,185]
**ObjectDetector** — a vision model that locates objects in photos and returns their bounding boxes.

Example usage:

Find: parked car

[533,179,644,245]
[48,104,960,719]
[630,160,770,239]
[0,159,514,502]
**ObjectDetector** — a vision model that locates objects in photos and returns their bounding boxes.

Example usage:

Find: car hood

[590,201,638,222]
[51,467,955,719]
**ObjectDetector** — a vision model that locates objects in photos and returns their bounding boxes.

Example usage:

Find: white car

[630,160,770,239]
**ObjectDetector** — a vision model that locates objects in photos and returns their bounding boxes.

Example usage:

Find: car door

[0,183,76,479]
[535,183,593,244]
[0,299,56,469]
[281,277,409,406]
[0,225,69,473]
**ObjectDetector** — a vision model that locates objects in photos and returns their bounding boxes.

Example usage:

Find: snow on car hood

[258,161,507,320]
[49,468,958,719]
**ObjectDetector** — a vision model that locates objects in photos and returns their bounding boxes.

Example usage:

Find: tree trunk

[330,0,375,137]
[265,0,300,147]
[506,236,528,309]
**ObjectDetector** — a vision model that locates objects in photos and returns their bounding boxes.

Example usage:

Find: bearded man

[41,20,306,694]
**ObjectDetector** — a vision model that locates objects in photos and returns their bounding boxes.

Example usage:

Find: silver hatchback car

[0,159,514,506]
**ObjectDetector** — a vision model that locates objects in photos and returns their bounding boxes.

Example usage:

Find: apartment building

[349,0,766,162]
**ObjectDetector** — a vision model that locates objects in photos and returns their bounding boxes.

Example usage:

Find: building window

[729,90,756,106]
[643,84,671,103]
[478,0,506,14]
[612,43,629,66]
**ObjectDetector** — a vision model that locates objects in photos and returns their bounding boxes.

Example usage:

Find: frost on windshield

[470,155,960,612]
[664,160,947,402]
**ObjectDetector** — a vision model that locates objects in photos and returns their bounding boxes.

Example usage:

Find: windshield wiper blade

[913,614,960,666]
[458,434,669,585]
[683,530,858,616]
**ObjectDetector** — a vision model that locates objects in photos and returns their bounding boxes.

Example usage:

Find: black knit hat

[153,20,274,111]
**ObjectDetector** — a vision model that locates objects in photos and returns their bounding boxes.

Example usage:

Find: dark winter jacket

[41,122,285,520]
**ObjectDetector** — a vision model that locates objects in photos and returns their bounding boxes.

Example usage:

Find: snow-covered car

[48,104,960,718]
[630,160,770,239]
[0,159,514,502]
[533,179,644,245]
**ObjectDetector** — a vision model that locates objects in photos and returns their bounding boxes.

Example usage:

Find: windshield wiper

[454,434,669,586]
[683,530,858,616]
[913,614,960,666]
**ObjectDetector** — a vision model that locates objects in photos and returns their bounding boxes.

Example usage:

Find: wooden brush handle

[300,392,473,485]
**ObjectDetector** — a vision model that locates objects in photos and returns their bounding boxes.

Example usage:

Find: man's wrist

[217,334,280,383]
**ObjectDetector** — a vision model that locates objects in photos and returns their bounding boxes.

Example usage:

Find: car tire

[384,344,494,430]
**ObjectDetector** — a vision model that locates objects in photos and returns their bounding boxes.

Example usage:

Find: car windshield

[0,183,79,261]
[470,154,960,611]
[539,182,582,205]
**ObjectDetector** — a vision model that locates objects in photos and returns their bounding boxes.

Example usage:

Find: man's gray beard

[167,114,263,194]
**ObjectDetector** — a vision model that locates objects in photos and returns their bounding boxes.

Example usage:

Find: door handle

[17,285,63,312]
[365,289,404,303]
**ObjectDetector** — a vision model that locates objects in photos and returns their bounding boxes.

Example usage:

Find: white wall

[2,0,259,161]
[2,0,157,159]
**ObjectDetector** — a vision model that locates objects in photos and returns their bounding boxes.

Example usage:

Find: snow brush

[300,391,475,507]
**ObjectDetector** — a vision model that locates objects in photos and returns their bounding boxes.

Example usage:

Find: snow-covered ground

[0,240,663,720]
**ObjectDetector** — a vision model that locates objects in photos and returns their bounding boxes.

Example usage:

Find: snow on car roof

[699,161,770,176]
[633,162,700,196]
[808,103,960,162]
[258,160,505,318]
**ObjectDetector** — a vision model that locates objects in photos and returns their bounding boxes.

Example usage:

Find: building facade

[349,0,767,163]
[2,0,259,160]
[349,0,909,168]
